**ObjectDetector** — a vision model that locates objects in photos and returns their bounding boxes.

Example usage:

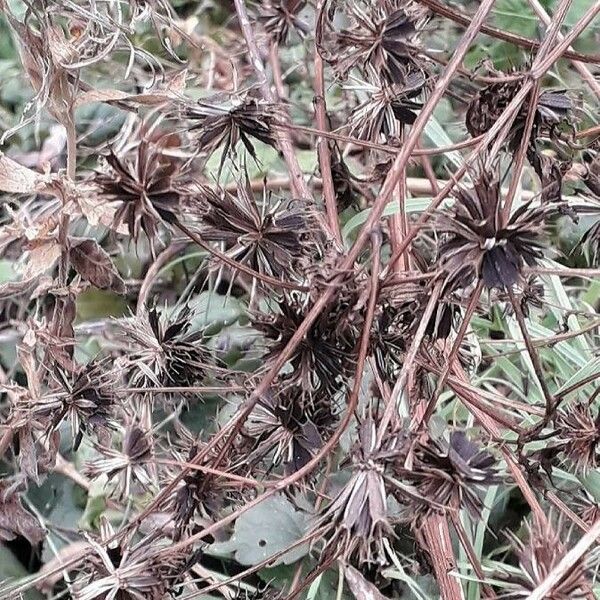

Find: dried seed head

[93,138,184,252]
[258,0,308,44]
[252,292,360,396]
[502,518,590,599]
[326,0,430,86]
[85,425,154,500]
[346,70,425,142]
[48,360,117,450]
[118,305,212,397]
[394,430,499,519]
[182,92,282,171]
[556,401,600,474]
[435,170,549,291]
[317,418,395,565]
[163,422,224,539]
[197,176,318,280]
[74,518,197,600]
[244,383,336,474]
[466,75,572,150]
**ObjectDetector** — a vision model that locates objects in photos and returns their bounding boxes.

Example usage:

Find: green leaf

[342,197,434,241]
[0,544,43,600]
[211,495,310,566]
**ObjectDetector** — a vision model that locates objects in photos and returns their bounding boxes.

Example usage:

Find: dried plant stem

[279,122,483,156]
[450,363,550,529]
[417,514,465,600]
[532,2,600,78]
[507,288,556,438]
[416,281,484,428]
[501,80,541,219]
[376,281,443,445]
[449,511,496,599]
[268,41,286,100]
[314,0,342,245]
[417,0,600,65]
[390,128,409,272]
[137,241,187,314]
[527,0,600,99]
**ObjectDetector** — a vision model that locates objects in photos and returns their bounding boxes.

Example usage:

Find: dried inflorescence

[435,170,551,291]
[117,305,212,398]
[86,425,155,500]
[555,400,600,474]
[500,518,591,599]
[323,0,430,87]
[466,73,573,149]
[392,430,499,519]
[258,0,308,44]
[252,291,361,396]
[74,517,200,600]
[316,417,399,566]
[93,137,185,252]
[244,382,336,474]
[197,177,318,280]
[182,92,282,169]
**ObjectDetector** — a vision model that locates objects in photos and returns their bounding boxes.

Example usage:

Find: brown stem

[314,0,342,244]
[417,0,600,65]
[417,281,484,428]
[449,511,496,599]
[417,514,465,600]
[507,288,556,439]
[136,241,187,315]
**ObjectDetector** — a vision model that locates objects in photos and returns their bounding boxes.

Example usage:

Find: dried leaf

[342,563,388,600]
[69,238,126,294]
[21,239,61,279]
[0,153,39,193]
[0,482,45,545]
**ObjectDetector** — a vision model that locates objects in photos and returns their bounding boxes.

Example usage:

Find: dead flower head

[435,171,550,291]
[501,517,590,599]
[555,400,600,474]
[197,176,318,280]
[117,305,212,396]
[317,417,395,566]
[394,430,499,519]
[258,0,308,44]
[74,517,198,600]
[93,138,184,252]
[244,383,336,474]
[466,75,573,150]
[162,422,224,539]
[252,292,360,396]
[85,425,154,500]
[45,360,117,450]
[182,91,282,170]
[326,0,430,86]
[346,70,425,142]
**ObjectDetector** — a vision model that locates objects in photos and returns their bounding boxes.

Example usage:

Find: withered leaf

[0,153,39,193]
[69,238,126,294]
[0,481,45,545]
